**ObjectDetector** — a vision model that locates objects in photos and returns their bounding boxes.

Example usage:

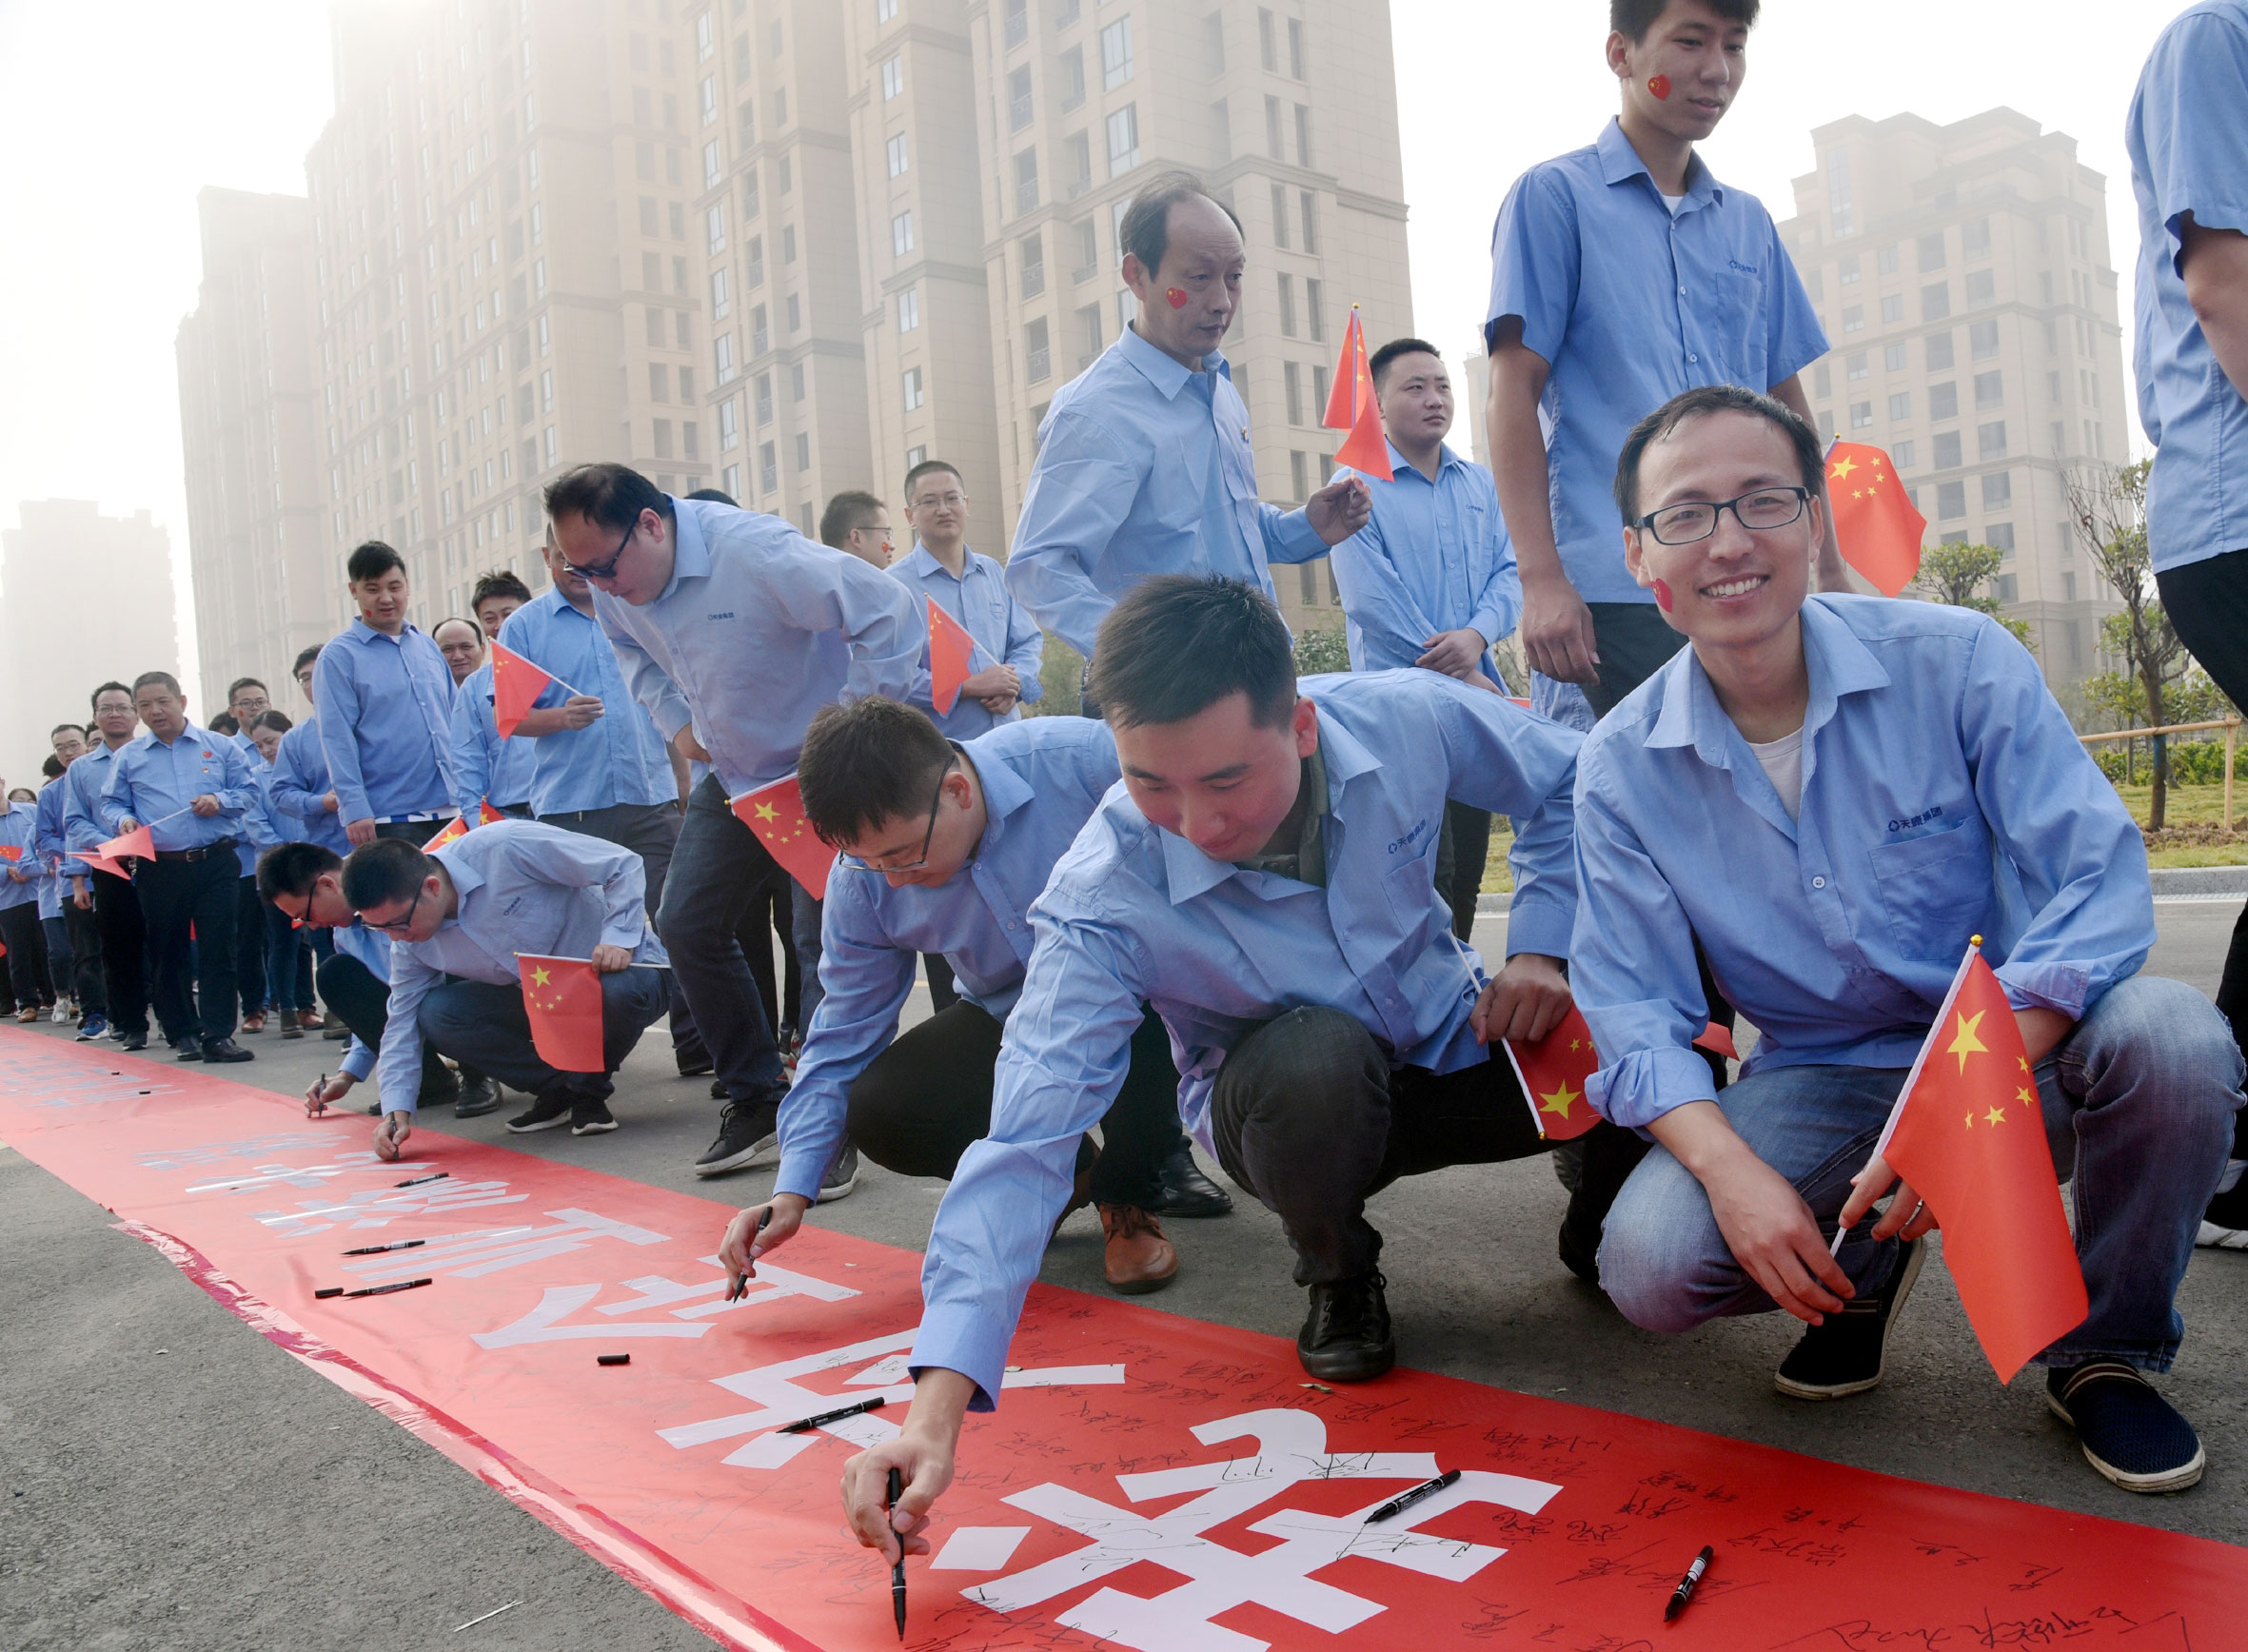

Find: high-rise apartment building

[176,187,330,715]
[1778,108,2132,689]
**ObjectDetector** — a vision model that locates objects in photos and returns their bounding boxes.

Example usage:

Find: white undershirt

[1746,727,1805,819]
[1660,190,1686,216]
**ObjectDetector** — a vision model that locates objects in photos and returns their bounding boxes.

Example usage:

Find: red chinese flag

[1824,441,1924,598]
[1695,1020,1740,1062]
[424,814,471,851]
[1878,948,2087,1383]
[517,954,605,1073]
[97,824,156,864]
[1322,306,1394,482]
[489,639,555,738]
[477,800,507,826]
[69,850,132,881]
[730,774,836,901]
[1501,1003,1603,1142]
[0,846,19,862]
[926,598,977,718]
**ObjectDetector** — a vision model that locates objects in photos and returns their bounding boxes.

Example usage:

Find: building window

[1845,351,1868,381]
[1264,95,1283,159]
[786,293,800,332]
[720,398,739,449]
[1937,480,1966,520]
[759,441,778,492]
[1009,65,1033,131]
[1288,15,1305,76]
[1929,382,1959,422]
[654,418,675,458]
[1026,317,1051,384]
[1891,439,1917,468]
[791,362,807,401]
[1888,391,1911,420]
[897,286,920,331]
[892,210,915,255]
[880,54,903,100]
[1986,521,2015,554]
[1276,274,1297,336]
[795,432,810,472]
[902,365,924,411]
[747,234,765,285]
[782,224,797,264]
[543,424,558,462]
[1918,231,1946,272]
[1100,17,1133,87]
[1293,103,1311,167]
[1284,361,1303,424]
[1839,254,1862,286]
[1970,319,2000,360]
[1850,401,1874,430]
[1305,278,1325,343]
[1106,104,1138,175]
[878,0,898,21]
[715,331,737,383]
[1982,472,2012,510]
[1921,283,1950,322]
[1300,190,1319,253]
[1978,422,2008,460]
[1020,230,1045,298]
[650,363,672,403]
[1270,184,1291,248]
[696,10,714,59]
[532,258,546,294]
[700,76,719,126]
[1880,294,1904,324]
[707,204,727,253]
[711,266,731,318]
[703,139,723,188]
[1015,147,1040,215]
[540,368,554,410]
[1933,429,1962,468]
[1813,362,1831,398]
[1877,244,1900,275]
[751,303,768,353]
[1076,300,1102,366]
[1060,46,1086,112]
[756,372,774,423]
[1974,369,2004,410]
[1883,342,1908,371]
[1964,269,1996,309]
[1962,216,1991,261]
[1925,331,1955,370]
[1258,6,1277,69]
[887,133,908,178]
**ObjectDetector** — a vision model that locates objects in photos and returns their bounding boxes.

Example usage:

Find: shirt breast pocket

[1381,835,1441,932]
[1704,266,1768,384]
[1867,820,1990,961]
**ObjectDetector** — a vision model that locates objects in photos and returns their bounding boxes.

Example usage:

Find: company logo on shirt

[707,611,735,620]
[1386,817,1433,856]
[1886,803,1945,832]
[1726,260,1761,276]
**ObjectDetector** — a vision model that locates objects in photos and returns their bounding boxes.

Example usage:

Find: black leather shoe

[1145,1136,1233,1218]
[454,1076,502,1118]
[676,1055,715,1077]
[201,1037,254,1064]
[1297,1270,1395,1383]
[175,1042,204,1061]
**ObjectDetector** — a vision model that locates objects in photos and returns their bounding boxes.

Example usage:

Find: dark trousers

[234,876,267,1015]
[741,882,802,1036]
[1431,800,1492,942]
[40,914,72,1003]
[0,904,49,1010]
[848,999,1180,1207]
[89,872,148,1037]
[316,952,456,1100]
[135,854,240,1044]
[374,818,447,846]
[63,896,105,1016]
[660,775,801,1101]
[418,970,670,1101]
[540,799,703,1069]
[2159,548,2248,1160]
[262,899,314,1012]
[1584,601,1689,718]
[922,953,959,1012]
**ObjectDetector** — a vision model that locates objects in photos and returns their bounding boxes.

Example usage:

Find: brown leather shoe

[1100,1204,1178,1295]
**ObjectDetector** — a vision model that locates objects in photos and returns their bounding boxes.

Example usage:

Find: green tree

[1032,633,1082,718]
[2067,460,2189,827]
[1293,626,1352,677]
[1910,540,2036,651]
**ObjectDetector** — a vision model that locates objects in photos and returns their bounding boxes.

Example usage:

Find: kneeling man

[343,821,673,1157]
[1573,384,2241,1493]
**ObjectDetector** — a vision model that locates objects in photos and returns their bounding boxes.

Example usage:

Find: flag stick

[1445,933,1553,1139]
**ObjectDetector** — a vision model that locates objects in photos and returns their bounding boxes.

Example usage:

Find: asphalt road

[2,900,2241,1647]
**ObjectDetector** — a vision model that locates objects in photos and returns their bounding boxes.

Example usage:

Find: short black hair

[901,459,965,500]
[432,616,483,645]
[346,541,406,583]
[292,644,324,677]
[208,713,241,737]
[1118,170,1243,278]
[226,677,268,704]
[41,756,63,779]
[684,487,738,506]
[342,836,433,912]
[1369,337,1442,391]
[544,462,677,534]
[819,490,886,549]
[1613,384,1824,526]
[471,569,533,611]
[798,698,955,849]
[130,670,183,700]
[89,681,132,715]
[49,722,86,740]
[253,710,294,735]
[1610,0,1758,42]
[1089,576,1297,731]
[257,840,343,904]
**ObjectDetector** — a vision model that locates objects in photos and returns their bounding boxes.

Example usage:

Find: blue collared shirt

[33,778,74,917]
[910,671,1583,1406]
[495,589,678,816]
[99,724,261,852]
[233,760,287,876]
[1569,597,2156,1132]
[1006,326,1329,658]
[268,718,351,854]
[1485,119,1828,603]
[2127,0,2248,573]
[328,921,392,1081]
[776,718,1123,1203]
[889,544,1046,739]
[594,497,921,797]
[1331,439,1522,677]
[373,820,672,1114]
[313,620,458,822]
[0,804,40,913]
[63,742,128,857]
[448,661,539,811]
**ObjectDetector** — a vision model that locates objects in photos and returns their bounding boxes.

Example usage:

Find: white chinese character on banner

[947,1408,1561,1652]
[30,1072,188,1110]
[246,1176,527,1238]
[188,1151,436,1196]
[658,1328,1124,1470]
[473,1254,861,1348]
[340,1207,669,1281]
[137,1132,333,1171]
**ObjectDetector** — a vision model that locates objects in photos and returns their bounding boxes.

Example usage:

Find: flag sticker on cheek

[1165,287,1190,309]
[1652,578,1674,613]
[1648,73,1671,99]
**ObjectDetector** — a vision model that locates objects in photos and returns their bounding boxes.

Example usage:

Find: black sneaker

[2046,1362,2205,1492]
[118,1032,148,1052]
[693,1092,781,1177]
[816,1140,859,1203]
[1145,1136,1232,1218]
[1774,1236,1926,1400]
[1297,1270,1395,1383]
[570,1093,618,1135]
[2197,1170,2248,1250]
[506,1088,577,1132]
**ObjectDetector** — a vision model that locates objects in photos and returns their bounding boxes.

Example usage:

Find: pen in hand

[886,1465,907,1641]
[728,1206,772,1303]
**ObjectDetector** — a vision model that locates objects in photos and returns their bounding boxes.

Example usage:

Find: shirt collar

[903,543,978,583]
[427,840,486,925]
[1593,116,1721,206]
[347,617,414,647]
[1379,438,1467,484]
[1116,324,1227,402]
[661,496,710,600]
[971,743,1035,840]
[1644,598,1893,761]
[1153,698,1378,904]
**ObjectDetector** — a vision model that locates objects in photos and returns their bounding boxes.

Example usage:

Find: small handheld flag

[69,850,132,881]
[1824,441,1924,597]
[1322,306,1393,482]
[491,640,565,738]
[477,800,507,826]
[96,823,156,865]
[518,954,606,1072]
[425,814,471,851]
[926,598,977,718]
[0,846,20,863]
[730,774,837,901]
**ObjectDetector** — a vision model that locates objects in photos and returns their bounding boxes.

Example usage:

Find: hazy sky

[0,0,2180,713]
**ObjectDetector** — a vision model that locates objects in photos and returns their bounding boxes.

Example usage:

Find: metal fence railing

[2079,718,2238,828]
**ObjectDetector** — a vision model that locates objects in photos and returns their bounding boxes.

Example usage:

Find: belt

[373,810,459,825]
[152,839,238,863]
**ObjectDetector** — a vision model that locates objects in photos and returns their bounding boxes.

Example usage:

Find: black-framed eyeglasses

[562,521,636,582]
[1634,485,1811,546]
[363,884,426,935]
[835,761,955,874]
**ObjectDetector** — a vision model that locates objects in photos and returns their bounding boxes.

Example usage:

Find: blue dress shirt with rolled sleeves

[448,660,539,811]
[63,743,127,856]
[268,718,352,854]
[329,921,394,1082]
[312,620,459,823]
[495,589,678,816]
[593,497,922,798]
[99,725,261,852]
[372,821,672,1114]
[33,778,74,917]
[1005,326,1329,659]
[774,718,1123,1203]
[1569,597,2157,1133]
[0,804,40,912]
[1330,439,1522,678]
[909,671,1583,1406]
[890,544,1046,739]
[1485,118,1828,604]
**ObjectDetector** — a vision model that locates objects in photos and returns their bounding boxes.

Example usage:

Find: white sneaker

[51,1002,72,1024]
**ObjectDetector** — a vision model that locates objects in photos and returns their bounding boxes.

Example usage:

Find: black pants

[417,971,670,1103]
[234,875,267,1015]
[659,775,800,1101]
[63,895,105,1016]
[1584,601,1689,718]
[135,854,239,1044]
[0,904,49,1011]
[374,818,448,846]
[740,882,802,1036]
[847,1000,1181,1208]
[315,952,455,1101]
[89,871,149,1038]
[1432,800,1492,942]
[539,799,702,1069]
[2159,548,2248,1159]
[922,953,959,1012]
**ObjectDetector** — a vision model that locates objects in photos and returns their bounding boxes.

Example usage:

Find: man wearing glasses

[890,460,1044,741]
[717,697,1205,1297]
[1572,385,2239,1494]
[340,821,674,1158]
[542,463,919,1180]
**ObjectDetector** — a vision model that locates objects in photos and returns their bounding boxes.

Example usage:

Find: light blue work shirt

[890,544,1046,739]
[775,718,1123,1203]
[495,589,678,816]
[99,724,261,853]
[373,821,671,1114]
[232,761,287,877]
[1485,118,1828,603]
[2126,0,2248,573]
[33,778,74,918]
[1569,596,2156,1132]
[448,660,539,811]
[594,497,921,797]
[63,742,128,857]
[313,619,459,823]
[0,803,40,913]
[910,671,1583,1406]
[328,921,393,1082]
[268,718,351,855]
[1330,439,1522,678]
[1006,325,1329,658]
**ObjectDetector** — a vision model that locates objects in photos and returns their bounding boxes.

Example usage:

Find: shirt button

[1811,875,1827,890]
[1678,285,1686,296]
[1688,353,1700,364]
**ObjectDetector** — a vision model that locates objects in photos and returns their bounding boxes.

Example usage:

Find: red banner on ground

[0,1030,2239,1652]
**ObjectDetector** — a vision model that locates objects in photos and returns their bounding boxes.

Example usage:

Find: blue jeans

[416,968,670,1100]
[1599,975,2243,1374]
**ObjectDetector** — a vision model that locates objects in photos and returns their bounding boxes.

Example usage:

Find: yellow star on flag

[531,966,551,987]
[1964,1111,1977,1129]
[2018,1056,2030,1073]
[2016,1085,2035,1106]
[1539,1081,1579,1120]
[1946,1009,1988,1073]
[754,801,779,822]
[1984,1106,2007,1127]
[1830,456,1859,481]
